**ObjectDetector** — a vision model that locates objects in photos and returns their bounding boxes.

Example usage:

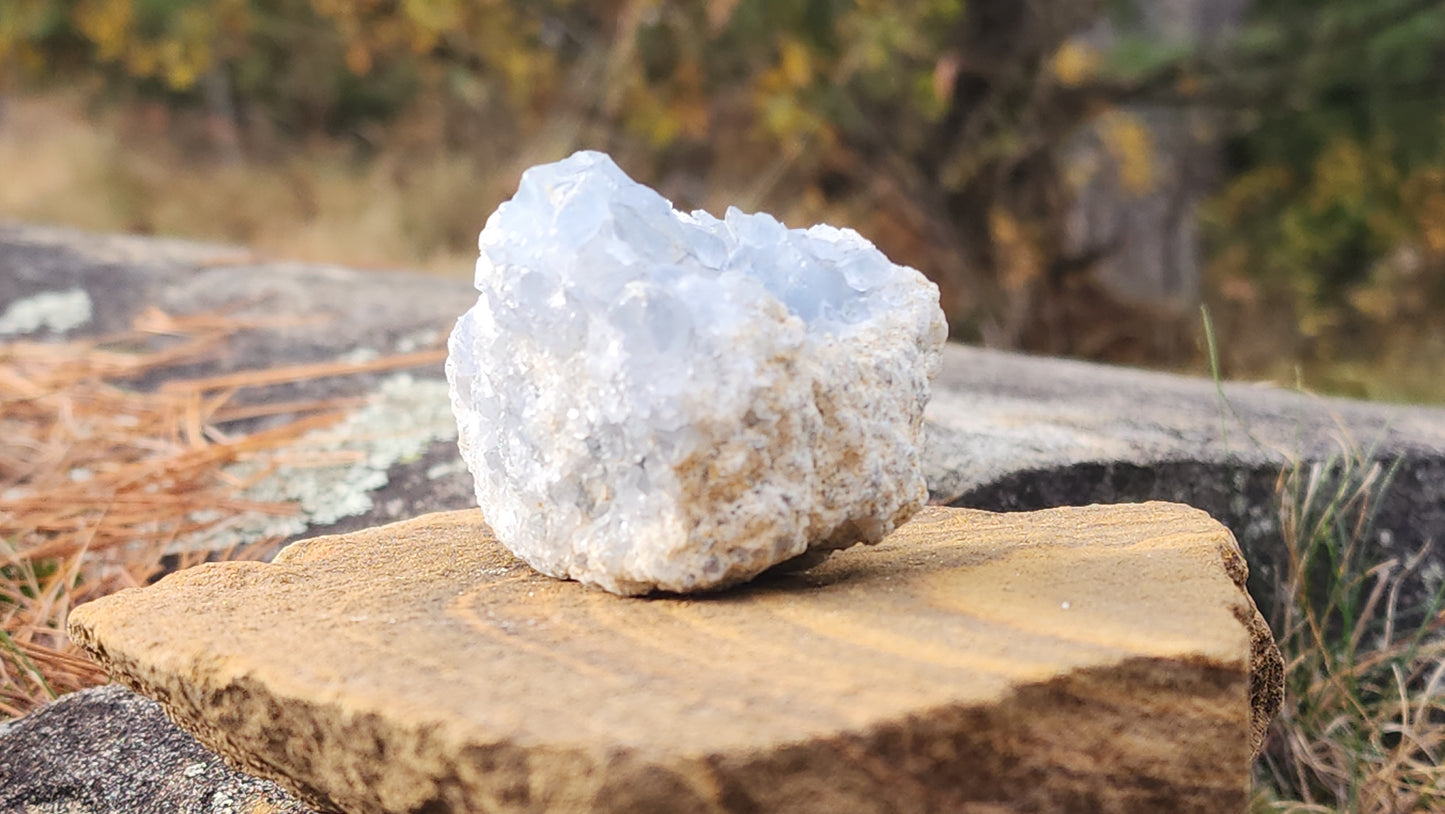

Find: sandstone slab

[69,503,1281,814]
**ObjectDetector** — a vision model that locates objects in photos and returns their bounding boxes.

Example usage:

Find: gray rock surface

[925,344,1445,605]
[2,221,1444,810]
[0,221,478,545]
[0,684,316,814]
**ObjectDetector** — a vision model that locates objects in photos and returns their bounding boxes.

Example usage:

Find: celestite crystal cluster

[446,151,946,595]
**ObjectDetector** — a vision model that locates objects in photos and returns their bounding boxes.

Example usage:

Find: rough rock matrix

[446,151,947,594]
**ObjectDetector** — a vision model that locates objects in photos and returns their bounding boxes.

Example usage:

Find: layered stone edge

[54,654,1258,813]
[66,505,1283,814]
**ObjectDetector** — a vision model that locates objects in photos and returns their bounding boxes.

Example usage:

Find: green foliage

[0,0,967,161]
[594,0,964,157]
[1192,2,1445,350]
[1,0,568,135]
[1076,0,1445,398]
[0,558,60,606]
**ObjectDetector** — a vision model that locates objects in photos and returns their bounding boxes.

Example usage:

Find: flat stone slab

[69,503,1281,814]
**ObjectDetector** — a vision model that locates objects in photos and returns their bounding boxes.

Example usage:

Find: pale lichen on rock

[447,150,947,595]
[182,373,456,552]
[0,288,93,335]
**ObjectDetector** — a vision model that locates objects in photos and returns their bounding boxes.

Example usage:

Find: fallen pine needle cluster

[0,307,443,719]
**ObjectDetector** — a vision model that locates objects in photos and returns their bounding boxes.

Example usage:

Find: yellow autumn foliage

[1404,167,1445,256]
[61,0,248,90]
[1097,111,1156,196]
[1050,40,1099,88]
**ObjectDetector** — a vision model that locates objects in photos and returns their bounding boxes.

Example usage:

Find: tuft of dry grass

[1253,453,1445,812]
[0,307,443,720]
[1203,311,1445,811]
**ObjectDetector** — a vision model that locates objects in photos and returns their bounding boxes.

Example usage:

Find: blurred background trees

[2,0,1443,402]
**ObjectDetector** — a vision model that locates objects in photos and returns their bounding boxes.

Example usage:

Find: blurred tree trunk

[911,0,1102,347]
[1061,0,1252,324]
[202,66,244,166]
[906,0,1253,363]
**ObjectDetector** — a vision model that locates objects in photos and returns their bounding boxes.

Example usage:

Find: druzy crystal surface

[446,151,947,595]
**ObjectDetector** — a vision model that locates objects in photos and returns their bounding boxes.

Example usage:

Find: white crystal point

[446,150,947,595]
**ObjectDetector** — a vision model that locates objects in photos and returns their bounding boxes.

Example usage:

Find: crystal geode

[446,151,946,595]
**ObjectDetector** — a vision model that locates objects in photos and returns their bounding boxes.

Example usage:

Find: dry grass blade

[1,308,440,721]
[1255,452,1445,813]
[158,348,445,395]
